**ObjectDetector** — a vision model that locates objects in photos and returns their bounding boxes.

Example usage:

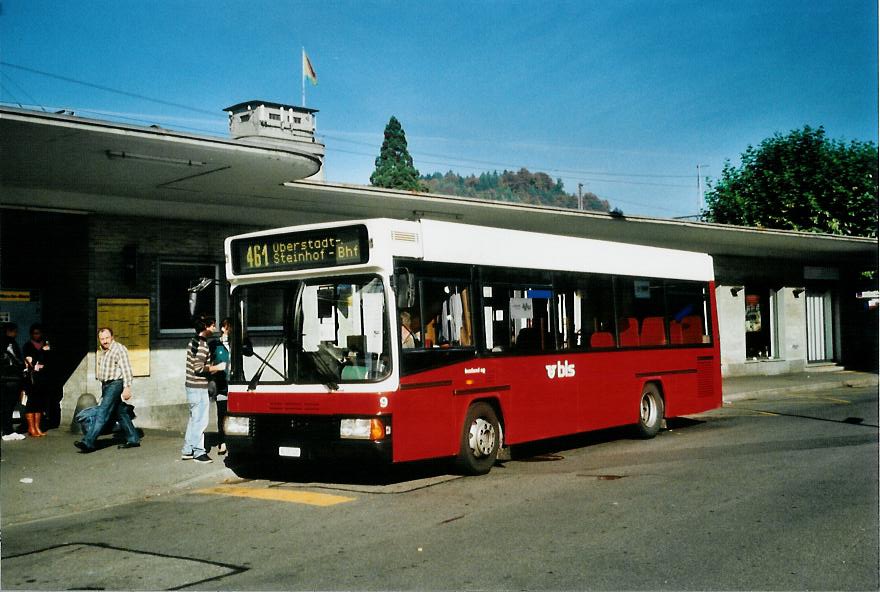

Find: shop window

[745,288,778,359]
[159,262,219,334]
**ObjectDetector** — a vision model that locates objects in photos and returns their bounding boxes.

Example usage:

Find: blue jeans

[82,380,139,447]
[183,386,209,456]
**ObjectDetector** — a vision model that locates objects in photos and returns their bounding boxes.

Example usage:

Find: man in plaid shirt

[75,327,140,453]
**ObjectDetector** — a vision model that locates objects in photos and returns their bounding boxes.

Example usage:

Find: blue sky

[1,0,876,218]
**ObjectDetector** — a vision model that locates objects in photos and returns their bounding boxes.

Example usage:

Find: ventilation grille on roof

[391,231,419,243]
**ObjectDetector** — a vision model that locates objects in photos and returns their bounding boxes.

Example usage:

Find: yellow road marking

[195,485,355,506]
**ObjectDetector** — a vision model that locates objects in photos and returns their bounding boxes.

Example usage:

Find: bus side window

[576,274,615,349]
[615,276,667,348]
[555,285,581,350]
[482,285,510,352]
[666,281,712,345]
[419,281,473,348]
[509,287,553,353]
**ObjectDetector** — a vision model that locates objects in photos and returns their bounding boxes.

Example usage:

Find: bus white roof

[227,218,715,283]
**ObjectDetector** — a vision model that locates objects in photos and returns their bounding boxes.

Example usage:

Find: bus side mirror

[395,269,415,309]
[188,292,198,316]
[317,287,335,319]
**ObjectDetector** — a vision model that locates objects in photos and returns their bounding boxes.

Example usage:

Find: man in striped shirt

[182,315,216,463]
[75,327,140,453]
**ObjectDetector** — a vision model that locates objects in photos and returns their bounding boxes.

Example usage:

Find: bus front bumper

[224,414,392,463]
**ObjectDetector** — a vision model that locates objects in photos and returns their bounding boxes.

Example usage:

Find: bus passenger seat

[618,318,640,347]
[590,331,615,348]
[515,327,541,351]
[681,315,704,344]
[640,316,667,346]
[669,320,684,345]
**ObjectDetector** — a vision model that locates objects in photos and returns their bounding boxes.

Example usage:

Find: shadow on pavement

[217,419,710,485]
[507,418,706,462]
[223,454,455,486]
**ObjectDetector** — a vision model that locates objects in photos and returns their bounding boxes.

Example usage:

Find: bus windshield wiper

[311,344,343,391]
[246,337,286,391]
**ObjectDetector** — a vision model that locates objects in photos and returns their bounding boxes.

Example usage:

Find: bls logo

[545,360,576,379]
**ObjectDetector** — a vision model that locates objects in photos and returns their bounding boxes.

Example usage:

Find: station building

[1,104,876,430]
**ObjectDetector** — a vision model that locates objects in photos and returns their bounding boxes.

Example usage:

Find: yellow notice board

[0,291,33,302]
[96,298,150,376]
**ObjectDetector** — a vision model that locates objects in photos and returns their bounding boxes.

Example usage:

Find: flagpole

[301,47,306,107]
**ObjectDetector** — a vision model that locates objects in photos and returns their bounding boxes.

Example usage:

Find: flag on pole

[303,49,318,86]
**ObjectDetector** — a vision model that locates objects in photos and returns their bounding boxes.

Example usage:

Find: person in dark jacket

[1,322,26,441]
[22,324,50,437]
[209,318,231,455]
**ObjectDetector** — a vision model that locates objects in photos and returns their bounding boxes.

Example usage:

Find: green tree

[419,168,609,212]
[703,125,878,237]
[370,116,422,191]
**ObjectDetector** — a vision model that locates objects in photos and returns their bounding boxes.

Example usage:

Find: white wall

[62,348,191,433]
[716,285,808,377]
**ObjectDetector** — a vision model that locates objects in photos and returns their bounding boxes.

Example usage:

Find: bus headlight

[224,416,251,436]
[340,418,387,441]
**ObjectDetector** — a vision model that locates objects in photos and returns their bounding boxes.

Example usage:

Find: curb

[723,375,879,403]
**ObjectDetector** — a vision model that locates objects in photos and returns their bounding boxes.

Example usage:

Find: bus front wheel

[455,402,500,475]
[636,383,664,438]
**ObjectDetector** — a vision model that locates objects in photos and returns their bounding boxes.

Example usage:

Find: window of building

[159,262,219,334]
[269,113,281,121]
[745,287,778,359]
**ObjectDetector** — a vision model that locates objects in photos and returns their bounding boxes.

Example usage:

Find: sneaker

[13,432,26,440]
[2,433,23,441]
[180,453,194,460]
[193,454,213,464]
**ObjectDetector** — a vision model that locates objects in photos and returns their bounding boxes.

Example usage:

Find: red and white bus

[222,218,721,474]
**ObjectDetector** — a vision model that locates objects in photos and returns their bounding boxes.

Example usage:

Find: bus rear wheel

[636,383,664,438]
[455,402,500,475]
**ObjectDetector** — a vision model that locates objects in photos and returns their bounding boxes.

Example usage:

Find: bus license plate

[279,446,301,458]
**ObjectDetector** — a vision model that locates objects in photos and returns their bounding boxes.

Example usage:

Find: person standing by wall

[1,322,26,441]
[22,324,49,437]
[75,327,140,453]
[182,315,216,464]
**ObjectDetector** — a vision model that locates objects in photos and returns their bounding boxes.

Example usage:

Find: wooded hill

[420,168,609,212]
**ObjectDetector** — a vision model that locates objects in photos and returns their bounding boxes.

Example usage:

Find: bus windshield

[234,276,391,388]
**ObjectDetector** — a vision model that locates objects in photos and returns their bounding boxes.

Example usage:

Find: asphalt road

[2,385,877,591]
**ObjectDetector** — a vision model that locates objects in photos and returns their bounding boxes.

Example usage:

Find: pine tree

[370,116,422,191]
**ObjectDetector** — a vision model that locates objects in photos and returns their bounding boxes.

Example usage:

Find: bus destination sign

[232,225,369,274]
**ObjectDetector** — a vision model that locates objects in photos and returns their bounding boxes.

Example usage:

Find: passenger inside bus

[416,283,472,348]
[400,310,420,348]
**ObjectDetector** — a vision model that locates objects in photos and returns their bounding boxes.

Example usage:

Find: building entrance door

[806,290,834,362]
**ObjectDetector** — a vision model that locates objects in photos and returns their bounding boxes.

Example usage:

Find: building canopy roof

[1,106,875,270]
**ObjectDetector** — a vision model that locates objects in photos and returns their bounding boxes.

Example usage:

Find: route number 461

[246,244,269,268]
